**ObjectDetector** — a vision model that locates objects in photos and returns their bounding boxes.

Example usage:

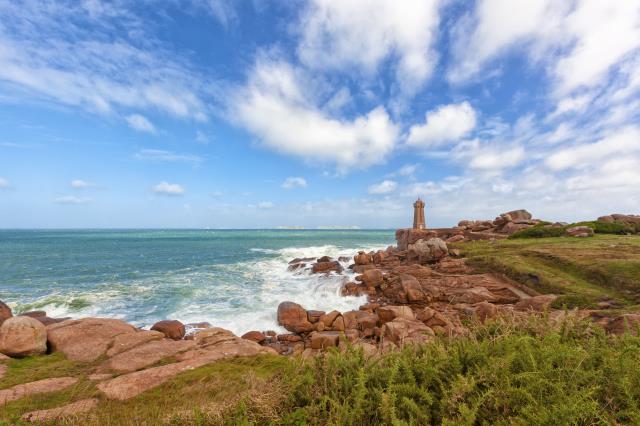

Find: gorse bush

[573,221,635,235]
[509,224,566,239]
[220,316,640,425]
[510,220,636,239]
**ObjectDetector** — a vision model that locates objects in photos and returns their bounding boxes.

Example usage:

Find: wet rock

[514,295,558,312]
[19,310,47,318]
[306,310,325,323]
[22,398,99,423]
[354,251,372,265]
[357,268,384,287]
[277,301,314,333]
[47,318,137,362]
[0,316,47,358]
[377,306,415,324]
[0,377,78,406]
[186,322,212,330]
[0,301,11,326]
[319,310,341,328]
[312,260,343,274]
[151,320,186,340]
[36,317,69,326]
[241,331,266,343]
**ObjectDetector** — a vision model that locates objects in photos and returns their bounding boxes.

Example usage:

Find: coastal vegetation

[2,315,640,425]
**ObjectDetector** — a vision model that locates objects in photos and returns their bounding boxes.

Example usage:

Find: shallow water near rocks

[0,229,394,335]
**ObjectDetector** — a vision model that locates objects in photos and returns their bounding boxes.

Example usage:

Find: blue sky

[1,0,639,228]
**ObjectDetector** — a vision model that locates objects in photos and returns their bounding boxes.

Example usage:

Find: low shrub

[509,224,566,239]
[574,221,635,235]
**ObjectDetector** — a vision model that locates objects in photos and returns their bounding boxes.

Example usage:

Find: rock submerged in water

[0,316,48,358]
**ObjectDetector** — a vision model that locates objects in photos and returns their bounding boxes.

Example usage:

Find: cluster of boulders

[598,214,640,233]
[455,209,541,237]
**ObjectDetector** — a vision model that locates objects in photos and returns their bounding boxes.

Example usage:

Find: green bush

[222,318,640,425]
[509,224,566,239]
[574,221,635,235]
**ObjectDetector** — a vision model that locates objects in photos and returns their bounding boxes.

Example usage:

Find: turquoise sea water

[0,229,394,334]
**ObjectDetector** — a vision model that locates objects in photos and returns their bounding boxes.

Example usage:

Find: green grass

[509,220,637,239]
[2,316,640,425]
[455,235,640,309]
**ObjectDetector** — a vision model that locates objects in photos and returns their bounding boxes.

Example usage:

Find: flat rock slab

[105,330,164,357]
[0,377,78,406]
[22,398,99,423]
[47,318,137,362]
[99,328,277,400]
[99,339,196,373]
[0,364,7,380]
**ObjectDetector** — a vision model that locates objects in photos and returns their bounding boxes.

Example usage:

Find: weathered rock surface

[357,269,384,287]
[407,238,448,263]
[47,318,137,362]
[605,314,640,335]
[106,330,164,357]
[151,320,186,340]
[241,330,266,343]
[378,306,415,324]
[0,377,78,406]
[0,316,47,358]
[312,260,343,274]
[514,295,558,312]
[100,339,196,373]
[0,301,11,326]
[565,226,594,237]
[22,398,99,423]
[382,318,434,346]
[474,301,498,323]
[277,302,314,333]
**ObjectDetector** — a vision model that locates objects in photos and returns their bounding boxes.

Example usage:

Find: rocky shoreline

[1,209,640,416]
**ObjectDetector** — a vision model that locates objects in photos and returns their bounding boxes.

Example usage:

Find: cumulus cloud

[368,180,398,195]
[448,0,640,95]
[134,149,203,165]
[231,59,398,170]
[281,177,307,189]
[0,177,10,188]
[406,102,477,148]
[152,181,185,196]
[54,195,92,204]
[298,0,441,95]
[126,114,156,133]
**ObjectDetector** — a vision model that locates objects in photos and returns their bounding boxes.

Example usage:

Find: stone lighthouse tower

[413,198,426,229]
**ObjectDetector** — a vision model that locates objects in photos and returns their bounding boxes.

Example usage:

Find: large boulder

[357,269,384,288]
[504,209,532,222]
[354,252,372,265]
[0,316,47,358]
[407,238,448,263]
[0,301,11,326]
[377,306,415,324]
[241,331,266,343]
[151,320,185,340]
[382,318,434,346]
[312,260,343,274]
[277,302,314,333]
[400,274,426,302]
[47,318,137,362]
[565,226,594,237]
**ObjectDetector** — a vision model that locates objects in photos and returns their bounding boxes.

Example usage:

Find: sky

[0,0,639,229]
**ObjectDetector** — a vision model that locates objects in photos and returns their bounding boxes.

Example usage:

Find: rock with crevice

[106,330,165,357]
[22,398,99,423]
[377,305,415,324]
[47,318,138,362]
[0,377,78,406]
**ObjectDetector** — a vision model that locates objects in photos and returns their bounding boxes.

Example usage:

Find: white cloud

[468,146,525,170]
[71,179,92,189]
[448,0,640,95]
[406,102,477,148]
[232,59,398,170]
[126,114,156,133]
[298,0,441,95]
[0,177,10,188]
[54,195,92,205]
[152,181,185,196]
[368,179,398,195]
[281,177,308,189]
[134,149,203,165]
[546,126,640,171]
[397,164,418,177]
[0,2,211,120]
[257,201,274,209]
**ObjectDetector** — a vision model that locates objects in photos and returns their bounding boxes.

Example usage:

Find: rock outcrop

[0,301,12,326]
[151,320,186,340]
[277,302,314,333]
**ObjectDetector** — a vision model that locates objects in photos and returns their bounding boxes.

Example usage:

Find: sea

[0,229,395,335]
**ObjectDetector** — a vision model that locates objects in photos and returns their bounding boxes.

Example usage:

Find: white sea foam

[12,243,389,336]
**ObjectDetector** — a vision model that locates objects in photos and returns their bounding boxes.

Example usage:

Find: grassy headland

[455,234,640,310]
